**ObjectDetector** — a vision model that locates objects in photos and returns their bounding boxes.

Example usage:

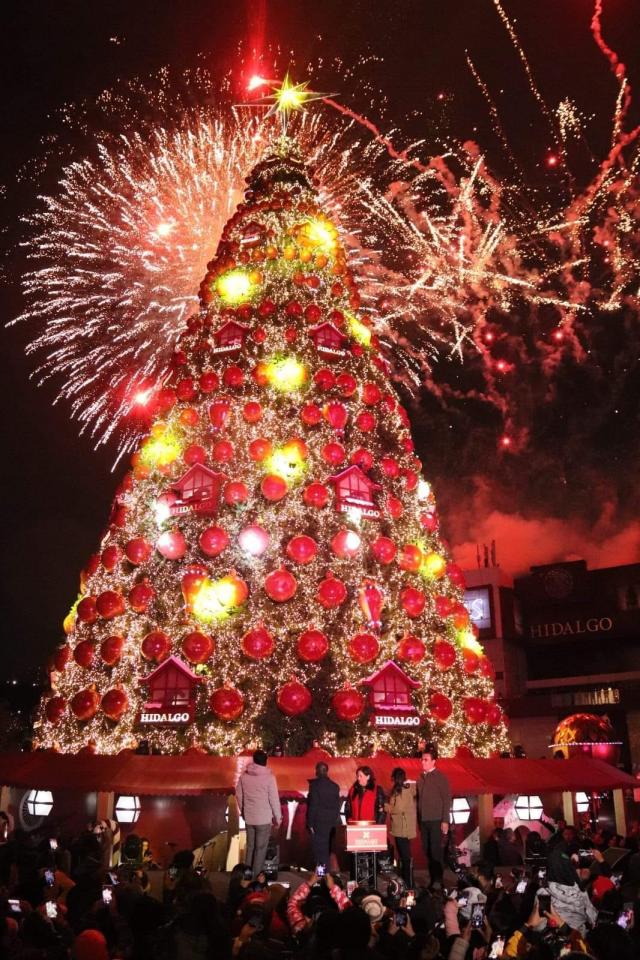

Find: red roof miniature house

[309,322,347,360]
[211,319,249,357]
[139,656,201,724]
[362,661,421,724]
[329,465,381,518]
[167,464,226,517]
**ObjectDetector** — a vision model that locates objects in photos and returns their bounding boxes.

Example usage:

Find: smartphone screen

[45,901,58,919]
[516,880,527,894]
[9,899,21,914]
[617,904,634,930]
[102,886,113,905]
[537,868,546,881]
[45,869,55,886]
[405,891,416,908]
[394,910,407,927]
[537,893,551,915]
[316,865,326,877]
[494,875,503,888]
[471,904,485,928]
[49,838,58,850]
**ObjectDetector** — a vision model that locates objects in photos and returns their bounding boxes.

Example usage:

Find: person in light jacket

[235,750,282,878]
[384,767,416,885]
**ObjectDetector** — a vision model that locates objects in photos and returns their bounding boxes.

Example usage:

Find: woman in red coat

[345,766,386,823]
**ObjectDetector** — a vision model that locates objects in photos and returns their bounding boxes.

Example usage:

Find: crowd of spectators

[0,816,639,959]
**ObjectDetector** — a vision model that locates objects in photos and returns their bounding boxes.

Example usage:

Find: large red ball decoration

[243,401,263,423]
[242,627,275,660]
[314,368,335,391]
[304,303,321,323]
[77,596,97,624]
[362,382,382,405]
[102,688,129,721]
[332,688,365,721]
[321,442,346,466]
[386,496,404,519]
[336,373,357,397]
[397,635,426,663]
[101,545,122,571]
[96,590,125,620]
[355,411,376,432]
[297,629,329,662]
[429,692,453,722]
[400,586,426,618]
[264,568,297,602]
[331,528,362,559]
[176,377,196,401]
[100,635,124,665]
[129,579,155,612]
[238,524,270,556]
[486,703,502,726]
[71,688,100,721]
[464,697,488,724]
[213,439,235,463]
[433,640,457,670]
[325,402,348,431]
[248,437,272,461]
[317,573,347,608]
[478,656,495,680]
[452,604,470,630]
[304,483,329,508]
[156,529,187,560]
[301,403,322,426]
[73,640,95,668]
[53,645,71,672]
[210,686,244,722]
[462,649,480,674]
[398,544,423,572]
[200,370,220,392]
[141,630,171,662]
[261,474,288,501]
[277,680,312,716]
[380,456,400,479]
[446,563,466,589]
[348,632,379,664]
[286,535,318,565]
[199,526,229,557]
[420,511,439,533]
[224,481,249,505]
[371,537,397,565]
[351,448,373,471]
[434,595,455,619]
[209,398,231,429]
[45,696,67,723]
[223,365,244,389]
[179,407,199,428]
[125,538,152,566]
[182,631,214,664]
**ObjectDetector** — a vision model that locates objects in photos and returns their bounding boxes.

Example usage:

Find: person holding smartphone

[416,747,451,885]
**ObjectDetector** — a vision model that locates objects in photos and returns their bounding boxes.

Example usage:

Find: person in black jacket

[306,762,342,868]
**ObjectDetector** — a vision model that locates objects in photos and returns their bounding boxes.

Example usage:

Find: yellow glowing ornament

[266,442,307,482]
[273,75,313,114]
[459,630,484,656]
[139,429,181,468]
[192,576,248,623]
[346,314,372,347]
[63,596,81,634]
[302,218,337,252]
[420,552,447,580]
[265,355,307,392]
[216,269,255,305]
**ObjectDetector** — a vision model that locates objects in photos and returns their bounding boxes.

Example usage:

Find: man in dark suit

[306,762,341,868]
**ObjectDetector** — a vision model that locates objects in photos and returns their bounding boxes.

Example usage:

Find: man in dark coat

[306,762,342,868]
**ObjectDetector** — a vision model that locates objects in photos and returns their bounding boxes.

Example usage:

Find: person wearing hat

[416,746,451,885]
[307,761,342,870]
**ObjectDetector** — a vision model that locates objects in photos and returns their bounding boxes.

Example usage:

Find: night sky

[1,1,639,678]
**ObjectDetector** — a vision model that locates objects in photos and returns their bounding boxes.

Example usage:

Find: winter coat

[385,783,417,839]
[345,783,386,823]
[307,776,341,830]
[548,880,598,935]
[416,768,451,823]
[236,763,282,826]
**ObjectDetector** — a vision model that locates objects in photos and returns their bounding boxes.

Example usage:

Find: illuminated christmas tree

[36,93,509,757]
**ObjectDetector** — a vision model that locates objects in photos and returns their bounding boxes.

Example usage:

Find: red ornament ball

[371,537,397,565]
[286,535,318,565]
[141,630,171,662]
[102,688,129,720]
[156,529,187,560]
[125,538,152,566]
[73,640,95,669]
[238,524,270,556]
[462,649,480,674]
[45,696,67,723]
[53,645,71,672]
[486,702,503,726]
[249,437,273,461]
[386,496,404,519]
[100,635,124,666]
[336,373,357,397]
[209,398,231,429]
[129,579,155,612]
[317,573,347,608]
[332,688,365,721]
[176,377,196,401]
[224,481,249,505]
[398,544,423,572]
[261,474,288,502]
[213,439,235,463]
[182,630,214,664]
[331,528,362,559]
[433,640,456,670]
[380,456,400,478]
[210,686,244,722]
[429,692,453,722]
[351,448,373,471]
[434,595,455,619]
[243,401,263,423]
[325,402,348,431]
[400,586,426,618]
[277,680,312,716]
[304,482,329,508]
[301,403,322,426]
[362,382,382,405]
[77,596,97,624]
[314,368,335,391]
[478,656,495,680]
[242,627,275,660]
[223,365,244,388]
[101,545,121,571]
[397,635,426,663]
[355,411,376,432]
[264,568,297,602]
[199,370,219,393]
[296,629,329,662]
[463,697,487,724]
[199,526,229,557]
[96,590,125,620]
[321,442,346,466]
[71,688,100,721]
[348,632,379,664]
[446,563,466,589]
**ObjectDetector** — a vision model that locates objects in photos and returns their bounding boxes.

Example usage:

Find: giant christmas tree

[36,117,509,758]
